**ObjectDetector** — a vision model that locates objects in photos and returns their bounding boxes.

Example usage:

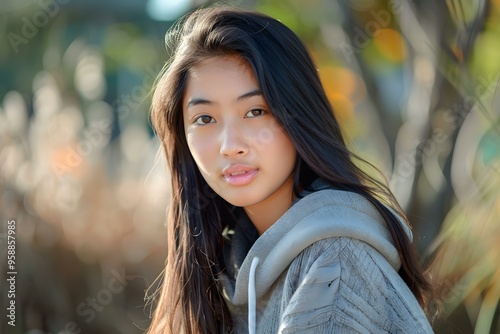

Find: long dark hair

[147,5,432,334]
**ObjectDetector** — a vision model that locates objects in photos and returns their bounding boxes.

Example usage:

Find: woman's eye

[194,115,215,125]
[245,109,265,118]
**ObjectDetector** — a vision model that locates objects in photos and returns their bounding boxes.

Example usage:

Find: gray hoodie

[219,181,434,333]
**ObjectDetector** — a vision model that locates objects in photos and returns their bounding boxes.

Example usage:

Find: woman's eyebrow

[186,97,213,108]
[186,89,263,109]
[236,89,262,102]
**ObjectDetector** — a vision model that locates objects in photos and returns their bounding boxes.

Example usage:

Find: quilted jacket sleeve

[277,237,434,334]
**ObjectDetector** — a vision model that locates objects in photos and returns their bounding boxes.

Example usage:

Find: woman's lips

[222,165,258,186]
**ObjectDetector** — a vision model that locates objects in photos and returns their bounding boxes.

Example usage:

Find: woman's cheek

[188,132,217,169]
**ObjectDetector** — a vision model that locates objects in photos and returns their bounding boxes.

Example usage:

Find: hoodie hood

[224,181,412,306]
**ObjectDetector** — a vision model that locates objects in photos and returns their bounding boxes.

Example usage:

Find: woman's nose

[219,122,249,157]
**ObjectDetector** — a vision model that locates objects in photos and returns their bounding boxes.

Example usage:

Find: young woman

[147,5,434,334]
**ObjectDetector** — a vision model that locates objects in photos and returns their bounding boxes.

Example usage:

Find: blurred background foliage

[0,0,499,333]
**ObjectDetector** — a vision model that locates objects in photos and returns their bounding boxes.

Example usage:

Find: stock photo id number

[6,219,17,327]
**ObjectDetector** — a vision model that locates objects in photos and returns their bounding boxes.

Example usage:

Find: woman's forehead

[179,54,272,116]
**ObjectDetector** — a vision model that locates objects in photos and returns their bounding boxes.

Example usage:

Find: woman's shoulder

[282,237,433,333]
[288,235,411,298]
[287,235,394,278]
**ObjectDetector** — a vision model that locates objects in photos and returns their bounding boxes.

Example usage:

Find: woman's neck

[244,174,295,235]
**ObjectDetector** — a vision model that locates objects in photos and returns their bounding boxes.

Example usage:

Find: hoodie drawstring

[248,257,260,334]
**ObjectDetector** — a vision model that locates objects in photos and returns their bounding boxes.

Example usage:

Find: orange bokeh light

[373,28,407,62]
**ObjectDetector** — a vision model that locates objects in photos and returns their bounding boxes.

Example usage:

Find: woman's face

[182,56,297,213]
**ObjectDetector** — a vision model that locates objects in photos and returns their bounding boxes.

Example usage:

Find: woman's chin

[219,193,259,208]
